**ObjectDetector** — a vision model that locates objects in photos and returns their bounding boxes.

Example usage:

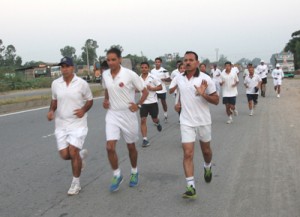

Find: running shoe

[249,110,253,116]
[182,185,197,199]
[129,173,139,187]
[226,116,233,124]
[156,123,162,132]
[142,139,150,147]
[164,114,168,123]
[80,149,88,171]
[204,167,212,183]
[110,175,123,192]
[68,182,81,195]
[277,94,280,98]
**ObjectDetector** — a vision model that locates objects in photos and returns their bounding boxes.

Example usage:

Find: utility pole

[86,44,90,76]
[215,48,219,62]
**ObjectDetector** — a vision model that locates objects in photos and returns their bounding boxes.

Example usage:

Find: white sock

[204,162,212,168]
[143,137,148,141]
[229,115,232,119]
[164,112,168,117]
[113,168,121,177]
[131,167,138,174]
[186,177,195,188]
[72,177,80,184]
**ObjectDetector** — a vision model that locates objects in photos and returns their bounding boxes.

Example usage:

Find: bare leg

[141,117,147,138]
[182,143,195,177]
[106,140,118,170]
[69,145,82,178]
[127,143,138,168]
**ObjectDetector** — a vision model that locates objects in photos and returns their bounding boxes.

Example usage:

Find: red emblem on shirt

[119,82,124,87]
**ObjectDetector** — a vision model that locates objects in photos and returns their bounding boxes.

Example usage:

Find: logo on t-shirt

[119,82,124,87]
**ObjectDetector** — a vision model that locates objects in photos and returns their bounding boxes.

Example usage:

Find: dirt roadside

[0,84,103,114]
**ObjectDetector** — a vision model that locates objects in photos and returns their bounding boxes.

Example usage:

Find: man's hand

[74,109,85,118]
[47,110,55,121]
[231,79,238,87]
[129,102,139,112]
[174,102,181,113]
[103,99,110,109]
[194,80,208,96]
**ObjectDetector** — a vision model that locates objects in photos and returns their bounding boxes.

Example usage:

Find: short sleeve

[51,82,57,100]
[205,77,216,95]
[131,71,144,91]
[169,76,178,89]
[82,81,93,100]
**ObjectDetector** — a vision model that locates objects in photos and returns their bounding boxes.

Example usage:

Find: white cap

[276,63,280,67]
[260,60,264,63]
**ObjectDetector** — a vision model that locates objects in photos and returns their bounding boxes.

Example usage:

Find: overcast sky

[1,0,299,63]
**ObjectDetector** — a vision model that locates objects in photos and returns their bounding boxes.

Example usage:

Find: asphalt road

[0,78,299,217]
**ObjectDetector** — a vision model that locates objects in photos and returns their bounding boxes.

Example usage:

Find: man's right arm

[47,99,57,121]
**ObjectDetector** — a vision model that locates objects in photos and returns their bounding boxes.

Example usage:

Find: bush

[0,74,53,92]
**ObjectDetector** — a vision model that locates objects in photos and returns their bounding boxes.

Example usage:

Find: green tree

[284,30,300,69]
[60,45,76,59]
[81,39,99,65]
[0,39,5,65]
[252,58,261,67]
[124,54,148,71]
[218,54,228,66]
[202,58,210,66]
[295,41,300,68]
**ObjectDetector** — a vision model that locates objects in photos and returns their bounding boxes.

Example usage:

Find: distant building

[274,52,294,72]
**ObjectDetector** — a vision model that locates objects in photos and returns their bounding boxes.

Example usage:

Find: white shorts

[180,124,211,143]
[55,127,88,151]
[105,109,139,143]
[273,79,282,86]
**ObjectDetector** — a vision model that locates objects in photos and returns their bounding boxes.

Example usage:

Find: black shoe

[156,123,162,132]
[182,185,197,199]
[204,167,212,183]
[142,139,150,147]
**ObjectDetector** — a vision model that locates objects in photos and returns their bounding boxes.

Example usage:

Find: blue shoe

[110,175,123,192]
[142,139,150,147]
[156,123,162,132]
[129,173,139,187]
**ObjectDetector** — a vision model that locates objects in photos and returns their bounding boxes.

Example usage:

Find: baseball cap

[58,56,74,66]
[276,63,280,67]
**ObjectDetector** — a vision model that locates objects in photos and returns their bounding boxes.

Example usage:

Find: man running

[151,57,171,122]
[170,60,183,80]
[256,60,268,97]
[169,51,219,199]
[139,62,163,147]
[244,64,261,116]
[220,61,239,124]
[102,48,148,192]
[210,64,221,95]
[47,56,93,195]
[272,63,284,98]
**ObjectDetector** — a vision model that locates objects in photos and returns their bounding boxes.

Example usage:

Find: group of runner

[47,48,284,199]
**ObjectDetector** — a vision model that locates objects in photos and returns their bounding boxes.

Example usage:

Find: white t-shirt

[244,74,261,94]
[220,70,239,97]
[140,73,161,104]
[211,68,222,82]
[256,64,268,79]
[51,74,93,130]
[243,69,249,78]
[169,72,216,127]
[102,66,144,111]
[170,69,181,80]
[272,68,284,80]
[232,66,240,75]
[151,67,169,94]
